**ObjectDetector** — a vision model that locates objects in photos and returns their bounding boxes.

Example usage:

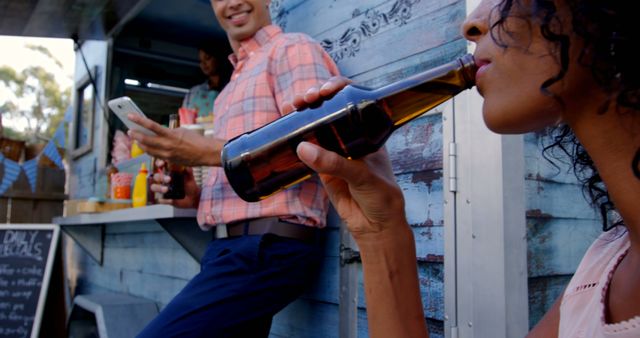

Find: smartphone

[108,96,156,136]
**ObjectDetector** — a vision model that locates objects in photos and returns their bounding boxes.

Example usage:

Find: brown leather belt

[214,217,318,242]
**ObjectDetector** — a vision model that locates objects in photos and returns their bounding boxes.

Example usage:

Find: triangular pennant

[64,105,73,123]
[43,139,64,169]
[22,157,39,192]
[0,158,21,195]
[53,122,66,148]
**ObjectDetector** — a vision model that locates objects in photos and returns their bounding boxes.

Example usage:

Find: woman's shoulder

[563,228,629,299]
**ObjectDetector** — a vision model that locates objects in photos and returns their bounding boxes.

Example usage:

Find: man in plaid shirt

[130,0,340,337]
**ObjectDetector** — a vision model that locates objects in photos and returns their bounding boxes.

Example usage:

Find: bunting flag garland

[43,140,63,169]
[0,158,21,195]
[53,122,66,148]
[0,105,71,195]
[64,105,73,123]
[22,157,39,192]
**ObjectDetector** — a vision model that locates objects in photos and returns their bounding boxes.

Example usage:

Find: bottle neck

[169,114,179,129]
[370,54,477,128]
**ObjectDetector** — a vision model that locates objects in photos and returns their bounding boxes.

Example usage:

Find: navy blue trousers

[137,232,323,338]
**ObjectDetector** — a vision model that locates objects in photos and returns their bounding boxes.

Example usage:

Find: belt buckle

[215,224,229,238]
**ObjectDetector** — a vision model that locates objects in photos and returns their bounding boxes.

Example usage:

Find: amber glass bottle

[222,54,477,202]
[147,157,157,205]
[163,114,186,199]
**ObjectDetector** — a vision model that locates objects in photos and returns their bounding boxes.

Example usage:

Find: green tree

[0,45,71,141]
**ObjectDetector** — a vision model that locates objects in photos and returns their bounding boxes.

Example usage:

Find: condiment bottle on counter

[163,114,186,199]
[131,141,144,158]
[105,164,119,199]
[132,163,148,208]
[147,157,157,205]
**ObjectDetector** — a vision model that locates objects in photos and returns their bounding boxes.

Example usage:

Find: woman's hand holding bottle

[292,76,428,338]
[289,76,409,240]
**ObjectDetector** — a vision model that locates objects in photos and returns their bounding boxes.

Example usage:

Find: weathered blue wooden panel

[528,275,572,329]
[69,222,344,306]
[387,114,443,175]
[357,39,468,88]
[527,218,600,278]
[524,132,580,184]
[83,262,192,307]
[525,180,600,220]
[268,2,458,334]
[418,263,445,320]
[120,269,192,308]
[70,40,109,199]
[414,225,444,261]
[269,299,367,338]
[281,0,459,40]
[66,223,197,307]
[291,0,464,78]
[355,262,444,320]
[271,296,443,338]
[104,233,200,278]
[398,173,444,226]
[104,221,168,234]
[275,0,467,86]
[524,130,602,328]
[303,256,340,304]
[69,154,97,199]
[427,319,445,338]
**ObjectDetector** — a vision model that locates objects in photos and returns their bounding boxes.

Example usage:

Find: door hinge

[448,142,458,192]
[451,326,459,338]
[340,244,361,266]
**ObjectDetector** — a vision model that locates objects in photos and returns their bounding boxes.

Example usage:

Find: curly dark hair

[492,0,639,231]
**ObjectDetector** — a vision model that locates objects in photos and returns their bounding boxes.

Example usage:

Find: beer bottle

[147,157,158,205]
[163,114,186,199]
[222,54,477,202]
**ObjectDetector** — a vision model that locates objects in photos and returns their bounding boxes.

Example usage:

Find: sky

[0,35,75,132]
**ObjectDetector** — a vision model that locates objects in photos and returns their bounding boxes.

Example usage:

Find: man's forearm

[200,138,225,167]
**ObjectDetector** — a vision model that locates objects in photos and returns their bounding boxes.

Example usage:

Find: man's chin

[229,27,257,42]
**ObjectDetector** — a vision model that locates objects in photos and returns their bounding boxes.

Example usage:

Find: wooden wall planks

[527,218,601,278]
[524,131,601,327]
[271,1,460,335]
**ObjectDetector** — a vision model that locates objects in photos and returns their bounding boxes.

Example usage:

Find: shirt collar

[228,25,282,67]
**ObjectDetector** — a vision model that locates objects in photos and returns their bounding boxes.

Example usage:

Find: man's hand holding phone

[108,96,156,136]
[126,113,213,167]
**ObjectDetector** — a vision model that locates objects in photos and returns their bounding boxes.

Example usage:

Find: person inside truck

[181,45,226,121]
[129,0,340,337]
[292,0,640,337]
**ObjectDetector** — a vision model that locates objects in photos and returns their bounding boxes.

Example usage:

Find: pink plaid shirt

[197,25,340,230]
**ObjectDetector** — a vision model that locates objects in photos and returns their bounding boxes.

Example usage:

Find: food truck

[0,0,602,337]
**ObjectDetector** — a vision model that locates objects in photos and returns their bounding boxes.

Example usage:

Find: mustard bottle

[132,163,148,208]
[131,141,144,158]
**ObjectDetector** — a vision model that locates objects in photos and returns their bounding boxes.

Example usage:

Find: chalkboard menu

[0,225,60,338]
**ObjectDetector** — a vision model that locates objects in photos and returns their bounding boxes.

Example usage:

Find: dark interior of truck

[1,0,232,129]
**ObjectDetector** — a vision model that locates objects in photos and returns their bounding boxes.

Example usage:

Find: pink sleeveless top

[559,229,640,337]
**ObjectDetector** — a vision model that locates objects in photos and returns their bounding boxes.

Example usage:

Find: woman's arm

[297,141,428,338]
[526,293,561,338]
[293,77,428,337]
[358,225,429,338]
